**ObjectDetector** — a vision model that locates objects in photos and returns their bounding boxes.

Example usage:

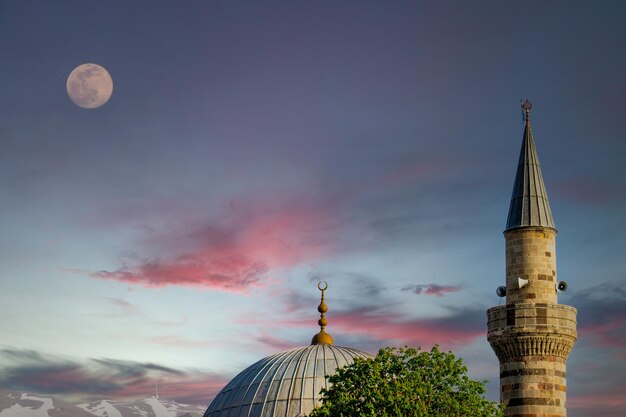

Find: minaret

[487,101,577,417]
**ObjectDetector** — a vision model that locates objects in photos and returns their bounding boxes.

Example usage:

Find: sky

[0,1,625,416]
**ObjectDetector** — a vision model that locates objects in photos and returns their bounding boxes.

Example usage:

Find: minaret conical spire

[311,281,334,345]
[505,100,555,231]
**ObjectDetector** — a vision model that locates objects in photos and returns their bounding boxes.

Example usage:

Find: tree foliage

[308,346,503,417]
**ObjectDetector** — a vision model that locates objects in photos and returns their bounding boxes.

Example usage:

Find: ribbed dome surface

[204,344,371,417]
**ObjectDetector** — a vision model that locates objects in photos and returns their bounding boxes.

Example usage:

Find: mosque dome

[203,282,372,417]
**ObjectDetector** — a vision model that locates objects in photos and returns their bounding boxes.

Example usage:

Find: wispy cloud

[253,332,299,353]
[98,298,141,318]
[401,283,462,297]
[331,306,484,348]
[147,336,218,349]
[571,283,626,358]
[0,348,228,405]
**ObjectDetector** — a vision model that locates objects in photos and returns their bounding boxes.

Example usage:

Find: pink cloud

[331,308,483,347]
[569,387,626,417]
[108,375,228,405]
[239,304,484,349]
[153,378,228,406]
[402,283,462,297]
[92,255,268,292]
[579,316,626,359]
[90,198,338,291]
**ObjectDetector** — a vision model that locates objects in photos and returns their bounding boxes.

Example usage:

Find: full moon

[66,63,113,109]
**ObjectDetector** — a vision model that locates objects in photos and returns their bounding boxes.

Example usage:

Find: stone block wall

[487,304,577,417]
[505,227,558,304]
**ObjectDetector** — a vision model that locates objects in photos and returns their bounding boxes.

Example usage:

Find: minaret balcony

[487,303,577,361]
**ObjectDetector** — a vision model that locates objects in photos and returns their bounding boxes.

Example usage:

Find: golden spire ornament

[311,281,334,345]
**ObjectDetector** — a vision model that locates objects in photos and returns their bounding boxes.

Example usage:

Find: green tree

[309,346,502,417]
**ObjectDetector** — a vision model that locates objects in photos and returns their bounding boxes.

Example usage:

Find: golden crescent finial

[311,281,334,345]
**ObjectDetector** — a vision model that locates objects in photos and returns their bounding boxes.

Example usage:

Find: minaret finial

[521,99,532,127]
[311,281,334,345]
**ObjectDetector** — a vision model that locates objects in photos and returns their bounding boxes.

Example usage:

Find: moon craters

[66,63,113,109]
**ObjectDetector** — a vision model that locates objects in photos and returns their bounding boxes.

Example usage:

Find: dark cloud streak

[0,348,227,405]
[401,283,463,297]
[570,283,626,357]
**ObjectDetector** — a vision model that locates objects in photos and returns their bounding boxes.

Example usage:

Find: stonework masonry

[488,104,577,417]
[505,228,558,304]
[488,286,577,416]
